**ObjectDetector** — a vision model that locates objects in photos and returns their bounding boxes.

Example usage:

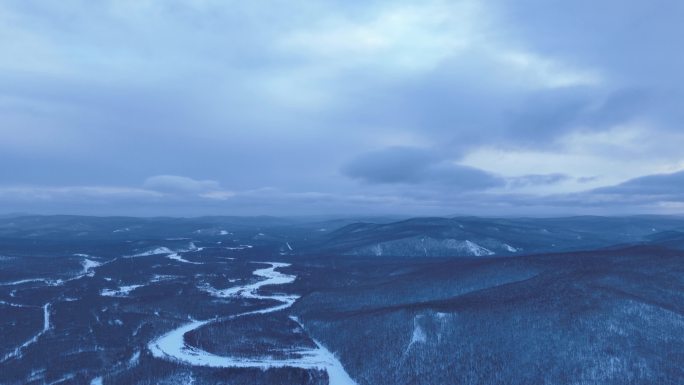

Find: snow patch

[166,253,202,265]
[81,258,102,276]
[404,315,427,354]
[503,244,519,253]
[129,245,204,264]
[130,247,174,257]
[101,285,143,297]
[464,240,495,256]
[128,350,141,367]
[151,274,178,283]
[224,244,253,250]
[410,324,426,345]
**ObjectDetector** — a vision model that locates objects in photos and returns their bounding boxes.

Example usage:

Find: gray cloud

[143,175,222,194]
[342,147,504,190]
[342,147,434,184]
[593,170,684,196]
[507,173,571,188]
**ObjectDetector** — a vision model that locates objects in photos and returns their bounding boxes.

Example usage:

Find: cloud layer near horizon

[1,0,683,216]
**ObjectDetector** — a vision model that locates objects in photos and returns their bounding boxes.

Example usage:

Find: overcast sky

[2,0,684,216]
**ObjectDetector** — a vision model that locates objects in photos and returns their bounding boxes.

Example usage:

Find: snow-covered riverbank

[148,262,357,385]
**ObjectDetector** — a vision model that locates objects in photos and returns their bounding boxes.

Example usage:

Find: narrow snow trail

[0,278,63,286]
[1,254,103,364]
[1,303,51,363]
[148,262,357,385]
[0,254,109,366]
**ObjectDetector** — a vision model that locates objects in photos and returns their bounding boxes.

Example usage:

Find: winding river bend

[147,262,357,385]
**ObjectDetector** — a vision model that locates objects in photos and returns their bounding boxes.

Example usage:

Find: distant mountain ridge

[2,214,684,258]
[313,216,684,257]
